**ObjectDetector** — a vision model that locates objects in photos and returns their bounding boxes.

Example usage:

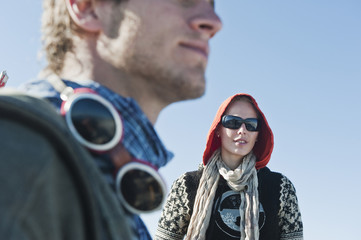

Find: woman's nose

[237,123,247,134]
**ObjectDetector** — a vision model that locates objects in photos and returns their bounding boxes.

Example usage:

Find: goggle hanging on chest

[50,77,167,214]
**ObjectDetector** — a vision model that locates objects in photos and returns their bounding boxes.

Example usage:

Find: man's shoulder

[0,88,91,180]
[19,79,58,97]
[0,90,64,172]
[0,89,114,239]
[0,88,63,127]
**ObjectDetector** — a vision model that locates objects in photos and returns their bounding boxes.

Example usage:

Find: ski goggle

[60,88,124,152]
[116,160,167,214]
[221,115,259,132]
[59,87,166,214]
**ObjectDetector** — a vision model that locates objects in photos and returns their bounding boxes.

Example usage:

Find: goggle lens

[121,169,164,211]
[116,162,166,214]
[71,98,116,144]
[63,92,123,152]
[222,115,259,131]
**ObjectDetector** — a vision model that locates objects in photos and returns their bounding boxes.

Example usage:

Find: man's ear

[65,0,102,32]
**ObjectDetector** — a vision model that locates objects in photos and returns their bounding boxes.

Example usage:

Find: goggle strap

[48,74,70,95]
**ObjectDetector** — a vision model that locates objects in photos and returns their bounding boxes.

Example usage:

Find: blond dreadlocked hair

[41,0,123,75]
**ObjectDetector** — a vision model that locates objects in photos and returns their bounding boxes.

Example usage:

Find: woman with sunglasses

[155,93,303,240]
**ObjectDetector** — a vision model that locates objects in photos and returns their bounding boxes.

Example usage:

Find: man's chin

[190,87,205,99]
[180,83,206,101]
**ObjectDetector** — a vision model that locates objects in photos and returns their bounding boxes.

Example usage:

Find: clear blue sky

[1,0,361,239]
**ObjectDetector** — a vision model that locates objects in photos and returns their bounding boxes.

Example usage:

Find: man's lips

[179,41,209,59]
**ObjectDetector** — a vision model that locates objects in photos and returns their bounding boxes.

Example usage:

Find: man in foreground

[0,0,222,239]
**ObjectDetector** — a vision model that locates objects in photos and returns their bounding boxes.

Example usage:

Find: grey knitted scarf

[185,149,259,240]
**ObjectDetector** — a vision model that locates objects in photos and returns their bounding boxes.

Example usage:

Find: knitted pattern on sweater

[155,167,303,240]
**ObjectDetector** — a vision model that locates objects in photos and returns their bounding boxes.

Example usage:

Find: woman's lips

[234,138,247,144]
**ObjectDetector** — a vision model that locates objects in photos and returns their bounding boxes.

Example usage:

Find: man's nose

[189,3,223,39]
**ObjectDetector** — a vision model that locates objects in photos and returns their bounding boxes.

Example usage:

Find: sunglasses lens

[119,168,164,212]
[71,98,116,144]
[222,116,259,131]
[245,120,258,131]
[222,115,240,129]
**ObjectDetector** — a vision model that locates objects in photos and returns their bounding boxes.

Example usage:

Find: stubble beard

[128,53,207,105]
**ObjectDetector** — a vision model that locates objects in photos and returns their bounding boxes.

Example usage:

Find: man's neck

[60,59,165,125]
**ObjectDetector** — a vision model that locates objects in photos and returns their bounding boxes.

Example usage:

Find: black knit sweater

[155,167,303,240]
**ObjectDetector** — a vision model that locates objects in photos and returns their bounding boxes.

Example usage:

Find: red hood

[203,93,274,169]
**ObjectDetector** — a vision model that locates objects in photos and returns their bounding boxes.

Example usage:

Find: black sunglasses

[221,115,259,132]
